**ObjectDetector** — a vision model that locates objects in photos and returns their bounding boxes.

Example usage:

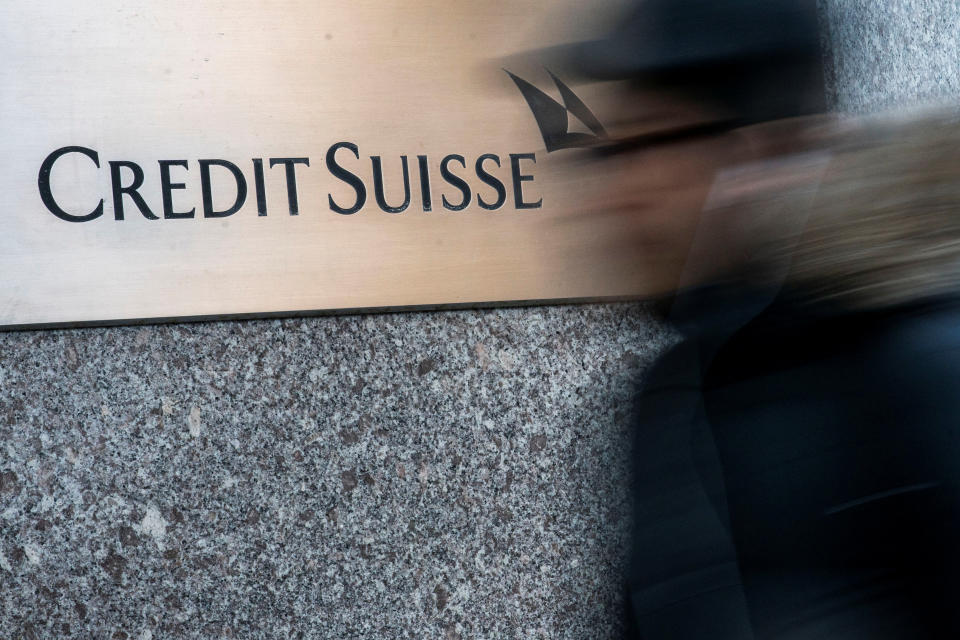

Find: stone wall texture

[2,2,959,638]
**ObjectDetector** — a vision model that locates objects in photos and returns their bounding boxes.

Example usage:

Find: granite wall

[0,306,668,639]
[2,2,958,638]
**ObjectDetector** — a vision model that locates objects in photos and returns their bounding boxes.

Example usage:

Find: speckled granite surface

[820,0,960,112]
[4,2,960,638]
[0,305,670,639]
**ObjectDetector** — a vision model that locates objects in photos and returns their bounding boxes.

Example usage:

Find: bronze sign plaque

[1,1,649,327]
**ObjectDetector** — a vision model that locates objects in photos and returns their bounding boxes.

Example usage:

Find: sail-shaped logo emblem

[505,69,607,152]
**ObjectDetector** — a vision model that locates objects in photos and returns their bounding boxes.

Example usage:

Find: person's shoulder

[863,297,960,400]
[876,297,960,358]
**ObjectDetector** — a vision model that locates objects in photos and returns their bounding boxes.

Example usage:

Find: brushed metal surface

[0,1,648,327]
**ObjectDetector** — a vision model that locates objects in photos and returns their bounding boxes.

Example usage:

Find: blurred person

[623,112,960,640]
[539,0,960,638]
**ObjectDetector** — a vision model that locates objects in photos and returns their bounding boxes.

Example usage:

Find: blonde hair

[759,110,960,308]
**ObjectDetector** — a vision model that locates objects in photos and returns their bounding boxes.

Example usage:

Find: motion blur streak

[517,0,960,637]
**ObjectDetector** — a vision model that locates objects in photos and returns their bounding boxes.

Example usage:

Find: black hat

[542,0,826,123]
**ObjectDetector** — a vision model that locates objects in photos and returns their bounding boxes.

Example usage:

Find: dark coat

[625,285,960,639]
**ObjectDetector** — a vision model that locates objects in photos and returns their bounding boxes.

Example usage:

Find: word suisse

[38,143,542,223]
